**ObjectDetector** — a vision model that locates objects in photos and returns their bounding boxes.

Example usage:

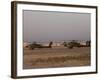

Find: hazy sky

[23,10,90,42]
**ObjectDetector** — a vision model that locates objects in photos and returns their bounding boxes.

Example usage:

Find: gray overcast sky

[23,10,90,42]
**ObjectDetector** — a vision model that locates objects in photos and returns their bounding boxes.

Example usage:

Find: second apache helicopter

[63,40,90,49]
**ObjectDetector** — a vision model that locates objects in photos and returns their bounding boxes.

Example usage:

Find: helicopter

[28,41,53,50]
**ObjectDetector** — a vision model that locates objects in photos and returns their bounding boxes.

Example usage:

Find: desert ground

[23,47,90,69]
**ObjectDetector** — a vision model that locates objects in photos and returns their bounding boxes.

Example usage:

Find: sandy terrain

[23,47,90,69]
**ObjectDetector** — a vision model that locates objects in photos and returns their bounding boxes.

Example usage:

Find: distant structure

[80,41,87,46]
[23,42,30,48]
[51,42,64,48]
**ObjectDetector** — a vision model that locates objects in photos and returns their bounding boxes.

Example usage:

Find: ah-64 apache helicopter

[28,41,53,50]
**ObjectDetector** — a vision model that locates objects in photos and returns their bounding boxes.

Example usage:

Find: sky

[23,10,90,43]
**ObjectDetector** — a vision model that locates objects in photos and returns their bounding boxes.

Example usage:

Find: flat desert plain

[23,47,90,69]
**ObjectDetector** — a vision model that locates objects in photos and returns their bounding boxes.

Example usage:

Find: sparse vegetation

[23,47,90,69]
[31,55,90,65]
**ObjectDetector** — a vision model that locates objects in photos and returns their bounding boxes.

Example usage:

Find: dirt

[23,47,90,69]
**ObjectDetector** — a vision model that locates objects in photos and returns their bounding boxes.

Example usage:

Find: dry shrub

[31,55,90,65]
